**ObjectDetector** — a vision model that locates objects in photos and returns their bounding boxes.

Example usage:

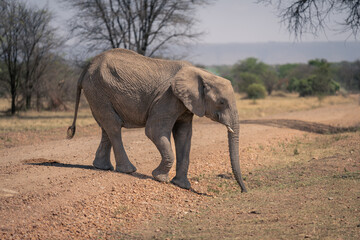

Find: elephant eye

[218,99,226,106]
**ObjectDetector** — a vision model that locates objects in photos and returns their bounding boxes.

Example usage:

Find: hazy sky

[31,0,357,44]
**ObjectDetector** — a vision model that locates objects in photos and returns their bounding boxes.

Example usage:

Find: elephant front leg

[145,121,174,183]
[171,113,193,189]
[93,128,114,171]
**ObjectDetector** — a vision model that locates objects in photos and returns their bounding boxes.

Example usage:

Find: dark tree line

[218,58,279,96]
[212,58,360,98]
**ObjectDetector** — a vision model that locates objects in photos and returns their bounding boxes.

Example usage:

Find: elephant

[67,48,247,192]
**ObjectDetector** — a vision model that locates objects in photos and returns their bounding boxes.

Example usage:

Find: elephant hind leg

[111,129,137,174]
[93,128,114,171]
[89,103,136,174]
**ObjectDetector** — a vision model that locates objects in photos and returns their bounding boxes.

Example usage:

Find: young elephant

[68,48,247,192]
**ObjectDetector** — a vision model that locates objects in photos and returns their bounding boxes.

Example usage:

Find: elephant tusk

[226,125,235,133]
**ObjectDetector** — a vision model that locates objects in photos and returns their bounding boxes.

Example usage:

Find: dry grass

[0,110,96,132]
[0,100,96,132]
[0,93,357,132]
[236,92,357,119]
[0,98,10,111]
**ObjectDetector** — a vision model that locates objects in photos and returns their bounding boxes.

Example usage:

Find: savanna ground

[0,93,359,239]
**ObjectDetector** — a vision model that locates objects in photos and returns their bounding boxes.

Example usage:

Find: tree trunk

[11,92,16,115]
[26,94,32,110]
[10,77,16,115]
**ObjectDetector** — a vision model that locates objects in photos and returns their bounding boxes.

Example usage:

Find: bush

[297,77,314,97]
[329,79,340,94]
[246,83,267,99]
[237,72,262,92]
[296,76,340,97]
[287,77,300,92]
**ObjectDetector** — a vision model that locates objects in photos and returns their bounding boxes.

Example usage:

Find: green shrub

[329,79,340,94]
[237,72,262,92]
[297,77,314,97]
[296,76,340,97]
[246,83,267,99]
[287,77,300,92]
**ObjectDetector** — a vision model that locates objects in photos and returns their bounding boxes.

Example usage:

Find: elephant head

[171,66,247,192]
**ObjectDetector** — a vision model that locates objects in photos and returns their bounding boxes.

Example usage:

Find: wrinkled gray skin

[68,48,247,192]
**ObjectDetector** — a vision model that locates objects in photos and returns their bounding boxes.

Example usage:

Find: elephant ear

[171,67,205,117]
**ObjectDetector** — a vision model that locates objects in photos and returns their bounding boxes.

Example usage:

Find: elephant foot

[171,176,191,190]
[93,158,114,171]
[152,168,170,183]
[115,162,137,174]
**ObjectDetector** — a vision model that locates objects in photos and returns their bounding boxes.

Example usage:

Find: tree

[21,6,61,110]
[290,59,341,97]
[34,55,81,111]
[332,60,360,92]
[258,0,360,38]
[230,58,278,94]
[263,68,278,95]
[297,77,314,97]
[283,63,313,82]
[63,0,208,57]
[232,57,268,75]
[0,0,60,113]
[235,72,262,92]
[354,60,360,91]
[277,63,298,79]
[309,59,332,94]
[276,63,299,91]
[0,0,27,114]
[286,77,300,92]
[0,60,7,97]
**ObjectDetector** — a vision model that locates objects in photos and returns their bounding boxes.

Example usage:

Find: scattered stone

[328,197,334,200]
[249,210,260,214]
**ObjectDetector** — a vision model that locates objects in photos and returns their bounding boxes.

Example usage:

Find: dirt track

[0,103,359,239]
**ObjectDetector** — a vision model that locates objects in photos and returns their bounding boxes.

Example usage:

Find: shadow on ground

[22,158,213,196]
[22,158,152,180]
[239,119,359,134]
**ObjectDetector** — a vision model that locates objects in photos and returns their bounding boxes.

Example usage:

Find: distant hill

[185,42,360,65]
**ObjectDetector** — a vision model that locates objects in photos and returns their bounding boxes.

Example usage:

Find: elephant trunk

[228,113,247,193]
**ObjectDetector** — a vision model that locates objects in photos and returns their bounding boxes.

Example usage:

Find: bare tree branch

[257,0,360,39]
[21,7,63,109]
[0,0,62,113]
[62,0,209,56]
[0,0,27,114]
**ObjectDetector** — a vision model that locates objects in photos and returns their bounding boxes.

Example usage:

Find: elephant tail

[67,65,87,139]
